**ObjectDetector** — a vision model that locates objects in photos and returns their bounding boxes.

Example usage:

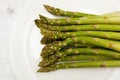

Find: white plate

[9,0,120,80]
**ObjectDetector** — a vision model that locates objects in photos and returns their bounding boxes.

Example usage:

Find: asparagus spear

[41,37,96,48]
[43,5,96,17]
[42,47,120,59]
[39,55,113,67]
[38,60,120,72]
[56,48,120,58]
[40,28,120,40]
[35,19,120,32]
[40,15,120,25]
[41,36,120,57]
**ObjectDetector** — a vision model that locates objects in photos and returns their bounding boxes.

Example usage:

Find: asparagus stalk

[40,15,120,25]
[35,19,120,32]
[39,55,113,67]
[56,48,120,58]
[42,47,120,59]
[38,60,120,72]
[41,36,120,57]
[41,37,96,48]
[43,5,97,17]
[40,28,120,40]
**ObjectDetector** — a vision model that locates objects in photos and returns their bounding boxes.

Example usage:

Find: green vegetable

[35,5,120,72]
[43,5,97,17]
[35,19,120,32]
[39,55,113,67]
[38,60,120,72]
[42,47,120,59]
[40,15,120,25]
[40,27,120,40]
[56,48,120,58]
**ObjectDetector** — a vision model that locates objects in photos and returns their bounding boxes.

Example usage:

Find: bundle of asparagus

[35,5,120,72]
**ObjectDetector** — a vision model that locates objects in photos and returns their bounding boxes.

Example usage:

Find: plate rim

[9,0,37,80]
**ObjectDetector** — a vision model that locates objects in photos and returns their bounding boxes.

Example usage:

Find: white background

[0,0,120,80]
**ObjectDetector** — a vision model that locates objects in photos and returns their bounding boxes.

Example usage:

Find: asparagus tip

[34,19,39,23]
[40,37,48,44]
[34,19,40,28]
[39,14,47,21]
[38,62,42,67]
[40,27,55,38]
[37,68,50,72]
[41,43,55,57]
[40,37,54,44]
[43,4,50,9]
[37,65,56,72]
[41,41,61,58]
[43,4,55,12]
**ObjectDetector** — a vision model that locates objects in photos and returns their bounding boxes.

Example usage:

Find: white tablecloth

[0,0,119,80]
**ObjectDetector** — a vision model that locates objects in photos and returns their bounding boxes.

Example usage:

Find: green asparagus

[56,48,120,58]
[39,55,113,67]
[43,5,97,17]
[42,47,120,59]
[38,60,120,72]
[40,15,120,25]
[40,27,120,40]
[35,19,120,32]
[35,5,120,72]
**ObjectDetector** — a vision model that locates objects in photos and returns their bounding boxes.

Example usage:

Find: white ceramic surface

[9,0,120,80]
[0,0,30,80]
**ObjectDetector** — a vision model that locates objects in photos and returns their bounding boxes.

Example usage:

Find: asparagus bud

[41,37,64,44]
